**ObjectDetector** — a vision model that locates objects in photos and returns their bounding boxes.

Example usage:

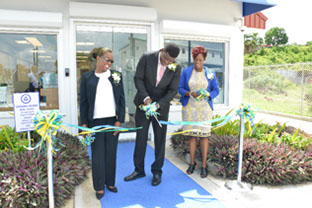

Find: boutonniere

[112,72,121,85]
[167,63,177,72]
[207,69,214,80]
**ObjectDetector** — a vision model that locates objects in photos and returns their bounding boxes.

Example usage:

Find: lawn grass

[243,86,312,117]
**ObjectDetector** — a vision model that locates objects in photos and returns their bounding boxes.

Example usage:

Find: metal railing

[243,63,312,117]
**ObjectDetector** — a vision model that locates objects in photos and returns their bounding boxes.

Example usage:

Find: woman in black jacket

[80,47,125,199]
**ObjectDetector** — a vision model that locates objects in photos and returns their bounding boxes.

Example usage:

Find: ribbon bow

[236,104,257,135]
[31,110,67,153]
[139,102,162,127]
[195,88,210,101]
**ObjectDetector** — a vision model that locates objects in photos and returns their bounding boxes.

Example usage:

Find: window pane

[0,33,58,111]
[164,39,225,105]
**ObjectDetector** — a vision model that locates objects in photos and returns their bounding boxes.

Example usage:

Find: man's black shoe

[124,171,146,181]
[152,174,161,186]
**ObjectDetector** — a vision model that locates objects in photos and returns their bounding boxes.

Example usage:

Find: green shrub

[211,110,240,137]
[249,122,312,150]
[0,125,28,152]
[0,131,91,207]
[208,135,312,185]
[244,69,292,95]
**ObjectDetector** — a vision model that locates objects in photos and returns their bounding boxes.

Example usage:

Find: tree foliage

[244,33,264,54]
[244,44,312,66]
[265,27,288,46]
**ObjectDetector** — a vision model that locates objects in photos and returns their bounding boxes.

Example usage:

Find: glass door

[76,24,148,128]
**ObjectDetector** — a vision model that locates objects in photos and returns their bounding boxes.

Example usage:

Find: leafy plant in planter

[211,109,240,137]
[170,129,202,161]
[208,135,312,185]
[0,125,28,152]
[0,131,91,207]
[251,122,312,150]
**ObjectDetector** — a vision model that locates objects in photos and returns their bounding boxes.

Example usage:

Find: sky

[249,0,312,45]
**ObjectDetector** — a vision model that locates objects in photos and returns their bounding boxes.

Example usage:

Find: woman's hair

[91,47,112,59]
[89,47,112,68]
[192,45,207,60]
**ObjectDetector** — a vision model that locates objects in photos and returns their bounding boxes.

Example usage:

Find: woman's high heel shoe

[200,167,208,178]
[186,162,196,174]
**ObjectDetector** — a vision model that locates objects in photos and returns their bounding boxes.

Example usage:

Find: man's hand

[155,103,160,109]
[144,97,152,105]
[185,91,191,97]
[113,121,121,136]
[191,91,199,98]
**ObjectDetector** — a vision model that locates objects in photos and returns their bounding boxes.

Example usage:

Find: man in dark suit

[124,43,181,186]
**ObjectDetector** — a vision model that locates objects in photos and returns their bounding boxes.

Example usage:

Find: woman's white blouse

[93,70,116,119]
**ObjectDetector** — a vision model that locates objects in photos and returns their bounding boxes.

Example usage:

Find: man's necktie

[156,65,165,86]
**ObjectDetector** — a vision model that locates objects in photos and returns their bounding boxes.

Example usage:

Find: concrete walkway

[64,112,312,208]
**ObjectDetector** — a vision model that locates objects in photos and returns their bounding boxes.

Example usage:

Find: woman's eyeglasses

[100,56,114,64]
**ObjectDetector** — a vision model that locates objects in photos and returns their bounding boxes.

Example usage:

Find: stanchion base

[224,180,253,192]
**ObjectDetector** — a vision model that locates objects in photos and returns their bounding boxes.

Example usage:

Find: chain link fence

[243,63,312,117]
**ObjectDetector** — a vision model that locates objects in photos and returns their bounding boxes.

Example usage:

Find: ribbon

[30,110,142,152]
[73,124,142,146]
[160,114,234,135]
[139,102,162,127]
[159,104,257,136]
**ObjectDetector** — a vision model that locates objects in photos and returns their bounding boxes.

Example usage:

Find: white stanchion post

[224,114,253,191]
[27,131,31,147]
[46,141,54,208]
[237,116,244,187]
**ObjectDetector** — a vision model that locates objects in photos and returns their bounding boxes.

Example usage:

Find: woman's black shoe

[107,186,118,193]
[96,191,104,199]
[186,162,196,174]
[200,167,208,178]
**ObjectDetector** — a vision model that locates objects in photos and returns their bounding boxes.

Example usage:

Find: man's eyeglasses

[100,56,114,64]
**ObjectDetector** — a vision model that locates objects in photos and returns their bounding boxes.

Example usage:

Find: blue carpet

[88,142,224,208]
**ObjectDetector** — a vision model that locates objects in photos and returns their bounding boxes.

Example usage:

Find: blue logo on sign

[21,94,31,104]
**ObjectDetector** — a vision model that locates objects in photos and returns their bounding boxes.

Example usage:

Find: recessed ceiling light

[76,51,91,54]
[31,49,46,53]
[25,37,43,47]
[15,40,30,44]
[76,42,95,46]
[76,56,89,59]
[38,56,51,58]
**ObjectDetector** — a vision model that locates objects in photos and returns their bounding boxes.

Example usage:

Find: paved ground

[65,112,312,208]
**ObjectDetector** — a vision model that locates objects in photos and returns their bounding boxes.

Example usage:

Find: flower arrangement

[207,69,214,80]
[167,63,178,72]
[112,72,121,85]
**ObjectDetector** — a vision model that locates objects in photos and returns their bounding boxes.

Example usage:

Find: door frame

[69,18,154,139]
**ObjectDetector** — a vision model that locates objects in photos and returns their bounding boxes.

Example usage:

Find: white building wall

[0,0,241,25]
[0,0,244,136]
